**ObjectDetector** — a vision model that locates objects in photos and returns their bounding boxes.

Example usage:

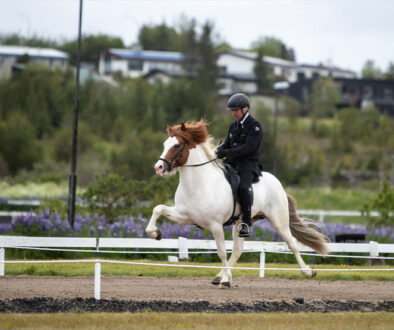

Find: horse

[146,120,329,288]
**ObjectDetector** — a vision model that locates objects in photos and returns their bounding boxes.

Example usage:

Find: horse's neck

[178,144,220,190]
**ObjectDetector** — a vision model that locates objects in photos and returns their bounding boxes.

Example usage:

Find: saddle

[221,163,261,227]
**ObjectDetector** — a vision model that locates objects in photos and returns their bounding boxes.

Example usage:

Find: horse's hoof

[155,229,162,241]
[311,269,317,277]
[211,276,221,285]
[218,282,231,289]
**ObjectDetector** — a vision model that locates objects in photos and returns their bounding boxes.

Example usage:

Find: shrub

[362,180,394,228]
[0,113,43,174]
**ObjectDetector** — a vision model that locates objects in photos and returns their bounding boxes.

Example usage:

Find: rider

[215,93,263,238]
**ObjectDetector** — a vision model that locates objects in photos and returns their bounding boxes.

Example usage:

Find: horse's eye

[174,144,180,148]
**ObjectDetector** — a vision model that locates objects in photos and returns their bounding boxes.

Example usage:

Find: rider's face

[231,107,245,121]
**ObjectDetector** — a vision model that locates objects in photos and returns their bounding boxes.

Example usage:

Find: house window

[363,86,373,99]
[128,60,142,71]
[384,88,393,101]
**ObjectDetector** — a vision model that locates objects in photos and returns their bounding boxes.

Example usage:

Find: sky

[0,0,393,74]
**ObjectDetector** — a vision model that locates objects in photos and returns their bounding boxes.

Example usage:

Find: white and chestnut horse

[146,120,328,288]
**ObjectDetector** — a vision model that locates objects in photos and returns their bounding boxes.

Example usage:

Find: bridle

[158,135,218,173]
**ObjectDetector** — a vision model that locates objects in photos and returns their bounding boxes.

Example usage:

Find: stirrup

[237,222,250,238]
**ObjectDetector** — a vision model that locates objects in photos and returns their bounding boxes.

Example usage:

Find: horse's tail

[287,194,329,256]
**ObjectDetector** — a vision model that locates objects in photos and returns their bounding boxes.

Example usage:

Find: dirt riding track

[1,276,394,312]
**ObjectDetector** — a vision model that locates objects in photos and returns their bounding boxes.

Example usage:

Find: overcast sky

[0,0,393,74]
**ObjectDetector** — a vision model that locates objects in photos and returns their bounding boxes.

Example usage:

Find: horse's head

[154,121,209,176]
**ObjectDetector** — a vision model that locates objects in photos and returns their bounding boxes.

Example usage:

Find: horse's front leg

[212,220,244,285]
[210,224,232,289]
[146,204,185,240]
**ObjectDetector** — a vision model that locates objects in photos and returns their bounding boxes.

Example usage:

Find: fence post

[94,262,101,300]
[259,251,265,278]
[369,241,383,266]
[319,211,325,223]
[178,237,189,261]
[0,248,4,276]
[369,241,379,257]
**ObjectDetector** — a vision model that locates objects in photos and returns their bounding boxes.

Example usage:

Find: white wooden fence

[1,235,393,277]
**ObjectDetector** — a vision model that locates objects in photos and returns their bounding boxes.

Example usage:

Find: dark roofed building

[289,76,394,115]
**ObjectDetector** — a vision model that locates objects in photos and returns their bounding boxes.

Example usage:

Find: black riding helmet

[227,93,250,111]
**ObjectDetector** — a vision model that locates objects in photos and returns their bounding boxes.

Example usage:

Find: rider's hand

[216,148,227,159]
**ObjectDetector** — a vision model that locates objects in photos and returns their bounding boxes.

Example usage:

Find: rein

[181,157,218,167]
[159,135,218,172]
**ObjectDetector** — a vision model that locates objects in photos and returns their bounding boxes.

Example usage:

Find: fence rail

[1,235,393,277]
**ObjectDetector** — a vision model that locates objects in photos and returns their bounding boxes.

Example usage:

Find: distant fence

[0,207,384,224]
[298,209,381,222]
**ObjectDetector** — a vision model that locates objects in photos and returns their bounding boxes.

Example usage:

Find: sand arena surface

[1,275,393,303]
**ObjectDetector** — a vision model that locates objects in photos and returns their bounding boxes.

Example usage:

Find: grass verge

[4,259,394,281]
[0,312,393,329]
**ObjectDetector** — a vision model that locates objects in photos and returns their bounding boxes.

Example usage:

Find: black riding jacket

[219,114,263,175]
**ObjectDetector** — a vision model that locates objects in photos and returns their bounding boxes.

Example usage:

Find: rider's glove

[216,148,227,159]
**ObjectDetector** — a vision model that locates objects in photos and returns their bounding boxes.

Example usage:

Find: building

[99,48,191,78]
[217,50,357,95]
[297,63,356,80]
[218,50,298,82]
[0,45,68,69]
[288,77,394,115]
[0,45,69,80]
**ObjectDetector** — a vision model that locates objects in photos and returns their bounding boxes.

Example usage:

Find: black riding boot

[238,172,254,238]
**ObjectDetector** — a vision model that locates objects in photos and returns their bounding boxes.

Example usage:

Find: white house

[217,50,356,95]
[218,50,298,83]
[99,48,188,78]
[0,45,69,80]
[0,45,68,69]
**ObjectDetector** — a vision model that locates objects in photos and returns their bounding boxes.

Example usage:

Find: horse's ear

[181,122,186,131]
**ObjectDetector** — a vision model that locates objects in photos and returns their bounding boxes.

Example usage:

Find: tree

[362,180,394,228]
[253,48,272,92]
[179,18,199,75]
[0,33,58,48]
[138,23,180,51]
[250,36,296,61]
[0,63,74,138]
[361,60,383,79]
[197,21,219,91]
[384,62,394,80]
[310,76,339,118]
[60,34,125,68]
[0,113,42,174]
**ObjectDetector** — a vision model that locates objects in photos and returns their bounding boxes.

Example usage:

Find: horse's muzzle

[154,160,167,176]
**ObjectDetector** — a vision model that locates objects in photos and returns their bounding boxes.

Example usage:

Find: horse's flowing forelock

[167,120,209,145]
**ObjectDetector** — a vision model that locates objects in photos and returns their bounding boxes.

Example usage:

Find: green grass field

[4,259,394,281]
[0,312,393,329]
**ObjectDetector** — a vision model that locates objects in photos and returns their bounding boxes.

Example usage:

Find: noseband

[159,137,187,173]
[158,135,217,172]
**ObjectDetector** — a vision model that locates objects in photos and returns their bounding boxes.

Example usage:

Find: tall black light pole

[272,81,289,176]
[68,0,83,228]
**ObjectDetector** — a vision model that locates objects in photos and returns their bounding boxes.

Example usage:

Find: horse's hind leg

[269,208,315,277]
[212,220,244,285]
